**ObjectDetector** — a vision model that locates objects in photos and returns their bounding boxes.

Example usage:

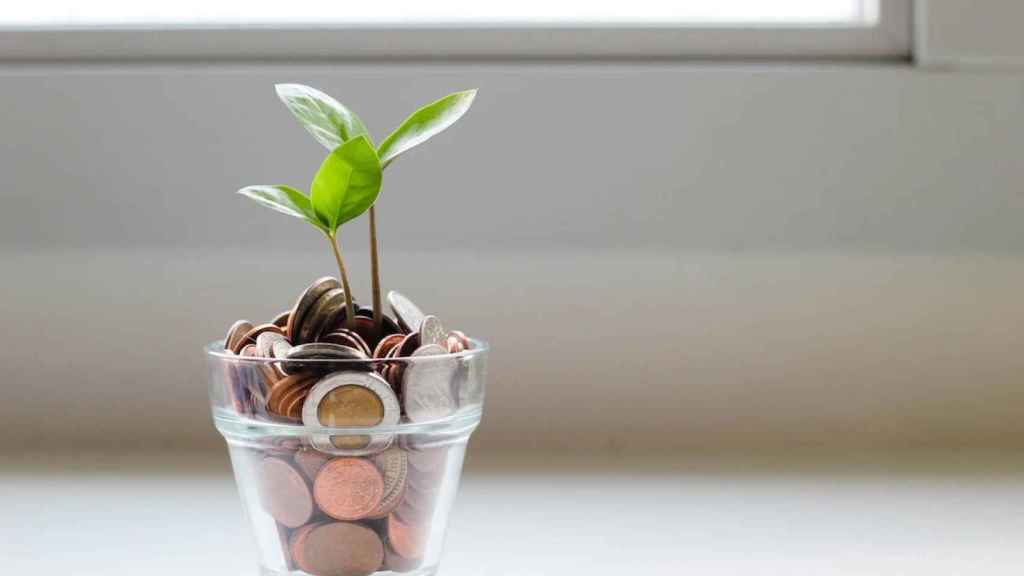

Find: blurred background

[3,1,1024,574]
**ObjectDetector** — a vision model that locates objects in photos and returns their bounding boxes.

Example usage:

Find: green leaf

[310,135,382,232]
[275,83,370,151]
[377,89,477,168]
[237,184,329,232]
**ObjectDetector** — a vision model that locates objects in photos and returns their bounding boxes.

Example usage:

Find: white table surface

[3,450,1023,575]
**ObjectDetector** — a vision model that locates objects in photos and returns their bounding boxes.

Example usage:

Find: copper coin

[356,305,403,337]
[313,458,385,521]
[237,323,285,352]
[285,386,313,420]
[237,345,264,396]
[447,330,472,350]
[321,329,372,358]
[269,380,302,416]
[351,315,384,349]
[294,449,331,482]
[396,332,421,358]
[268,374,316,415]
[287,277,342,342]
[258,361,285,389]
[258,457,314,528]
[225,319,254,353]
[373,333,405,359]
[379,362,397,388]
[272,310,291,328]
[384,542,422,572]
[387,512,427,559]
[297,522,383,576]
[288,521,324,571]
[277,378,315,416]
[317,297,354,339]
[444,334,465,354]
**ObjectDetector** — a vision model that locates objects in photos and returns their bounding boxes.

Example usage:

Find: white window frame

[0,0,911,61]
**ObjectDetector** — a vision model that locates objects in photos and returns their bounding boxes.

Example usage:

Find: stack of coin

[254,441,447,575]
[221,279,476,425]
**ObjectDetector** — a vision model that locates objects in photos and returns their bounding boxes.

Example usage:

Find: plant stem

[326,232,356,330]
[368,206,383,336]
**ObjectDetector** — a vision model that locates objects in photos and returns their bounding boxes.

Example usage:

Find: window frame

[0,0,911,61]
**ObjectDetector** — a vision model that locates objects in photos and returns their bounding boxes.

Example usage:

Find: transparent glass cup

[207,340,488,576]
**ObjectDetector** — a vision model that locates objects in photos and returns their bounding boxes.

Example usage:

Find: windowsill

[3,450,1023,574]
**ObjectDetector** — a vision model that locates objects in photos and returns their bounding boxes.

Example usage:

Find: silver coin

[282,342,367,375]
[256,331,288,358]
[402,344,457,422]
[387,290,426,334]
[302,371,400,456]
[286,342,367,360]
[369,447,409,517]
[270,338,293,360]
[419,315,446,347]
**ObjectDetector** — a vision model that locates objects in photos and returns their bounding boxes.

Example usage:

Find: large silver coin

[419,315,446,348]
[387,290,426,334]
[402,344,457,422]
[302,371,400,456]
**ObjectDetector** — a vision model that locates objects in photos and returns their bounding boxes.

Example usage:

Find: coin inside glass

[317,385,385,427]
[331,434,372,450]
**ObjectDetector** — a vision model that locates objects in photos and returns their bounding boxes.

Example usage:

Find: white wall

[3,62,1023,452]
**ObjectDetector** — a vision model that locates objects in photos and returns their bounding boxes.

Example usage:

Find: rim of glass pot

[207,337,488,436]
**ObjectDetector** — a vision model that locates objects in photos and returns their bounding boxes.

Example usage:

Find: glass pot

[207,340,487,576]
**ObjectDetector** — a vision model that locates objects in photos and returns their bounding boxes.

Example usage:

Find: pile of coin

[219,278,480,576]
[221,277,477,426]
[255,439,449,575]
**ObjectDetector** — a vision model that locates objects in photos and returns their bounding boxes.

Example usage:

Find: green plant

[237,84,477,333]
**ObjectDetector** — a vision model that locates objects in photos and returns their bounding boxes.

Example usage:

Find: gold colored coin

[317,385,385,427]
